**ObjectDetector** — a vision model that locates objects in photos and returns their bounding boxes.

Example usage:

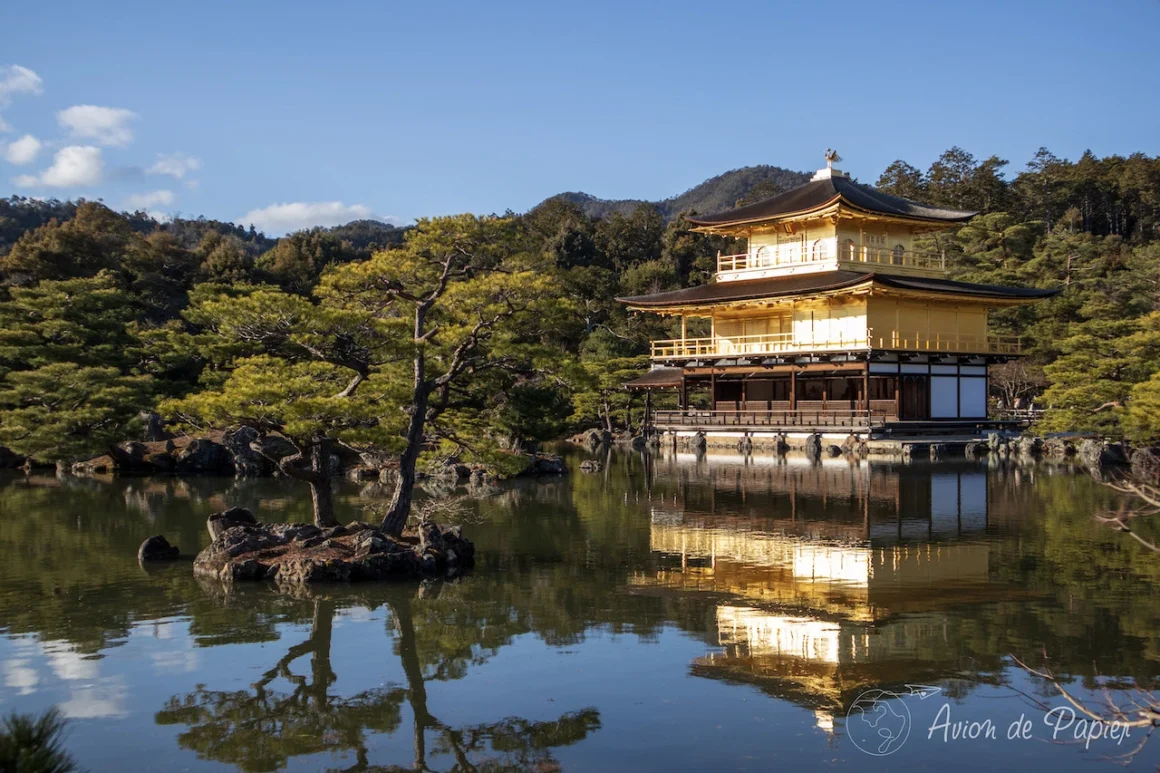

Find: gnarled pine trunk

[380,387,428,537]
[254,435,338,529]
[309,441,338,529]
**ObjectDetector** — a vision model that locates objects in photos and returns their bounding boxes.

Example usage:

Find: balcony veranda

[716,244,946,275]
[650,330,1021,360]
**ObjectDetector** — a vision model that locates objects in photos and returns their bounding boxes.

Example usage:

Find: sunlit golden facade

[620,157,1055,434]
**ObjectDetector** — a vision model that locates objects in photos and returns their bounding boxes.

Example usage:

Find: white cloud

[57,104,137,147]
[239,201,380,235]
[147,152,201,179]
[14,145,104,187]
[3,658,39,695]
[58,681,128,719]
[124,189,175,210]
[0,65,42,106]
[3,134,41,164]
[0,64,43,134]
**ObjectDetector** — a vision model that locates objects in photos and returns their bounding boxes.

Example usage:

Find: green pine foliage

[1,147,1160,471]
[0,708,80,773]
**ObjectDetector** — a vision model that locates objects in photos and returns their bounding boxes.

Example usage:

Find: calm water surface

[1,450,1158,772]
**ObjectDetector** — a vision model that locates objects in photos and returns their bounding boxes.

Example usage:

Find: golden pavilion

[619,153,1056,439]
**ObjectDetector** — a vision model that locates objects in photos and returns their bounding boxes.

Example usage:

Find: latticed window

[891,244,905,263]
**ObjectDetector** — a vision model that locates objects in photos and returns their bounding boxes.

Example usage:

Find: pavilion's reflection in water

[635,452,1006,732]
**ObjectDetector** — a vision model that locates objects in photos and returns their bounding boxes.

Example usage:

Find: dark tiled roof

[686,175,977,227]
[624,367,683,389]
[618,271,1058,308]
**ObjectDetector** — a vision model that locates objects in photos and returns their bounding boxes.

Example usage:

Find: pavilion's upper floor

[687,156,977,283]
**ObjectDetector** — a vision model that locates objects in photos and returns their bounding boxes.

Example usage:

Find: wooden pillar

[645,389,652,429]
[862,364,870,413]
[894,375,901,419]
[789,369,797,411]
[681,314,687,341]
[710,371,717,410]
[679,375,687,411]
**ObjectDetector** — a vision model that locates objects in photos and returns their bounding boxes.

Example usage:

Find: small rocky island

[191,508,474,587]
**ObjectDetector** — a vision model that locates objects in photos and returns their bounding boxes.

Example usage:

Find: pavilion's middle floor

[654,356,994,433]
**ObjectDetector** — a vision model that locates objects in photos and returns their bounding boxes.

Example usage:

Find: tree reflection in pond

[156,587,599,772]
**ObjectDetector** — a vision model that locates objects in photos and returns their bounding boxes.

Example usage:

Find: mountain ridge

[536,165,811,220]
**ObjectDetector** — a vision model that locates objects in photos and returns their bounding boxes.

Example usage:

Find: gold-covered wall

[708,294,991,353]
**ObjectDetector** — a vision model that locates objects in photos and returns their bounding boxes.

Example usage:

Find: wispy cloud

[0,64,43,133]
[239,201,389,235]
[147,152,201,179]
[0,64,42,106]
[124,189,175,210]
[57,105,137,147]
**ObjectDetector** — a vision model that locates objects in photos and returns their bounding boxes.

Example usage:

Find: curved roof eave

[617,271,1059,310]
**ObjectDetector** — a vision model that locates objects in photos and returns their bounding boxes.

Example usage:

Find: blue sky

[2,0,1158,234]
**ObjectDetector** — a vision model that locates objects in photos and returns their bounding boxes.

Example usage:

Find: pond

[0,450,1158,772]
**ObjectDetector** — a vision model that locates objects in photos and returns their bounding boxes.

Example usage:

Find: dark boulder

[1078,439,1129,470]
[175,439,234,475]
[528,453,566,475]
[207,506,258,540]
[1130,447,1160,479]
[1043,437,1076,458]
[571,428,611,450]
[804,434,823,460]
[418,521,445,554]
[112,441,152,472]
[193,519,474,586]
[1016,436,1042,456]
[248,435,300,471]
[138,535,180,562]
[222,426,268,478]
[964,441,988,458]
[140,411,172,442]
[775,434,790,455]
[579,459,602,473]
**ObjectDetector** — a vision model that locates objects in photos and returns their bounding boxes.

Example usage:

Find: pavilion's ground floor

[630,353,1021,438]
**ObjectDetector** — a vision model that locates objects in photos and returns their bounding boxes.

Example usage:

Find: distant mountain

[541,165,811,220]
[325,219,408,253]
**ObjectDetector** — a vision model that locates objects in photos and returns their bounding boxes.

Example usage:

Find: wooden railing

[840,245,945,272]
[717,244,946,274]
[654,408,889,429]
[870,331,1021,355]
[652,329,1020,359]
[651,331,871,359]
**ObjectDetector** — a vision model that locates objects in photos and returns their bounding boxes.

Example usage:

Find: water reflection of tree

[157,597,404,772]
[388,593,599,773]
[156,588,600,772]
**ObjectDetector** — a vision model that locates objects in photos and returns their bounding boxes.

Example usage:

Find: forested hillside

[545,165,811,220]
[0,145,1158,468]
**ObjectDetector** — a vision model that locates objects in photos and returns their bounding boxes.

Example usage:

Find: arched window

[755,245,770,267]
[845,239,857,261]
[891,244,905,264]
[810,239,825,262]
